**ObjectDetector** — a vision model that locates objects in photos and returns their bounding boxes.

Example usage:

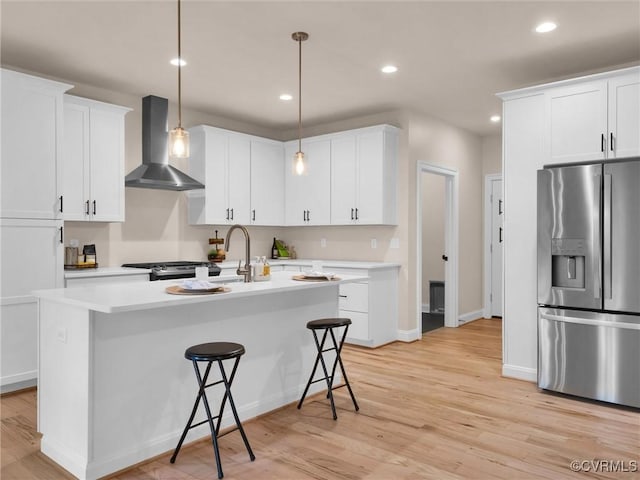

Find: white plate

[180,280,223,290]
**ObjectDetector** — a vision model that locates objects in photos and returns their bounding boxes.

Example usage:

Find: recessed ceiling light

[535,21,557,33]
[170,57,187,67]
[381,65,398,74]
[279,94,293,101]
[490,115,501,123]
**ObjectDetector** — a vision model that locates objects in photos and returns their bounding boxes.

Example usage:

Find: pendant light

[169,0,189,159]
[292,31,309,176]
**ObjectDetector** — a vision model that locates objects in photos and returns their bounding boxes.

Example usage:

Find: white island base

[36,273,362,479]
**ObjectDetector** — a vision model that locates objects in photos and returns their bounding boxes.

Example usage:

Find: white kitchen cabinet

[188,129,284,226]
[330,125,398,225]
[63,95,131,222]
[250,139,284,225]
[64,268,149,287]
[546,68,640,164]
[0,218,64,391]
[331,265,399,347]
[284,138,331,225]
[1,69,71,219]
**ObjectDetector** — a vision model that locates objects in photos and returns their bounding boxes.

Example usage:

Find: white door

[62,101,90,220]
[330,135,357,224]
[250,139,284,225]
[226,135,251,224]
[608,73,640,159]
[490,178,503,317]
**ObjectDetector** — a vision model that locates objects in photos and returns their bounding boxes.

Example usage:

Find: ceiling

[2,0,639,137]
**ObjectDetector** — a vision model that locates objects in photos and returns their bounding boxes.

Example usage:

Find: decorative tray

[165,285,231,295]
[64,263,99,270]
[292,274,340,282]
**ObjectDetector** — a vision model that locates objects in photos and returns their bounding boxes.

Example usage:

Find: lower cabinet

[331,266,399,347]
[64,271,149,288]
[0,218,64,392]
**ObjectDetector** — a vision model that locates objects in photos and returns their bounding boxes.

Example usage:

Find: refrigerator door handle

[603,174,612,300]
[540,312,640,331]
[593,174,602,300]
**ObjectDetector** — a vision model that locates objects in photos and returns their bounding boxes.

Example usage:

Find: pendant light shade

[292,31,308,176]
[169,0,189,160]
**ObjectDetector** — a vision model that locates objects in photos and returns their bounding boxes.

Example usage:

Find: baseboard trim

[1,371,37,393]
[458,309,483,324]
[502,364,537,383]
[397,328,421,342]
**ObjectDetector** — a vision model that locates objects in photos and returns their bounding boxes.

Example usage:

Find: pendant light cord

[297,35,302,153]
[177,0,182,129]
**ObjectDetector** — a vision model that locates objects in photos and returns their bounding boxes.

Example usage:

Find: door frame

[416,162,459,329]
[483,173,502,318]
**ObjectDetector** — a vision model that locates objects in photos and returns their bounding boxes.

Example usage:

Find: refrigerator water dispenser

[551,238,585,289]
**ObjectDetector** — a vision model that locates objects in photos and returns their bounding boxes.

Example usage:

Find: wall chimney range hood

[125,95,204,191]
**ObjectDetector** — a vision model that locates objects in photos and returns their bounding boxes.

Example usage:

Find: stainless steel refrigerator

[537,159,640,408]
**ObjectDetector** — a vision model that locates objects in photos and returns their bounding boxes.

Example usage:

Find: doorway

[483,174,503,318]
[416,163,459,330]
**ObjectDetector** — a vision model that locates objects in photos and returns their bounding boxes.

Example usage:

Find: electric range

[122,261,222,281]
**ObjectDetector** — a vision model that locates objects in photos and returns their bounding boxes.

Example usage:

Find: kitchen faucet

[225,224,251,282]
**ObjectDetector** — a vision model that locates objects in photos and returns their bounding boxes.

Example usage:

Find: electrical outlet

[320,238,326,248]
[56,327,67,344]
[390,238,400,249]
[371,238,377,249]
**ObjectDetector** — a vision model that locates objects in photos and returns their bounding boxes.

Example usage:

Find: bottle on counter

[271,237,278,259]
[262,256,271,280]
[254,256,264,281]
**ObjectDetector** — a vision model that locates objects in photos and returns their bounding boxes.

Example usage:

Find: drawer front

[65,274,148,288]
[339,282,369,312]
[341,310,369,341]
[331,267,367,277]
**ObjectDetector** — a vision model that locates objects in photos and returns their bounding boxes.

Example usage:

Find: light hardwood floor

[2,318,638,479]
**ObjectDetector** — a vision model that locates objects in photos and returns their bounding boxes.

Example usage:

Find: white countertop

[64,266,151,279]
[217,259,401,270]
[35,271,366,314]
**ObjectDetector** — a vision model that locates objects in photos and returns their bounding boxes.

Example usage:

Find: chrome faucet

[225,224,251,283]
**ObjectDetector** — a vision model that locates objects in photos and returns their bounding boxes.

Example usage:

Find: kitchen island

[33,271,366,480]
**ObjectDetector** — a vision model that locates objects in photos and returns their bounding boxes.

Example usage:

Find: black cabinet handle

[610,132,614,152]
[601,133,605,152]
[226,208,230,220]
[252,209,255,221]
[355,208,359,220]
[498,199,503,215]
[351,208,354,220]
[307,210,310,222]
[59,195,63,213]
[86,200,90,215]
[59,226,64,244]
[92,200,96,215]
[230,208,234,220]
[499,227,503,243]
[339,295,347,298]
[442,254,448,261]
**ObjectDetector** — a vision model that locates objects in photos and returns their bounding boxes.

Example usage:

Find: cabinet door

[250,140,284,225]
[226,135,251,224]
[356,130,386,224]
[284,141,307,226]
[546,81,607,164]
[202,129,229,224]
[1,71,68,219]
[89,108,125,221]
[62,102,90,220]
[330,135,357,225]
[608,73,640,159]
[301,139,331,225]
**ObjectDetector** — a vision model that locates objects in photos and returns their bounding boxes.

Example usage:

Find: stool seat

[185,342,245,361]
[306,318,352,329]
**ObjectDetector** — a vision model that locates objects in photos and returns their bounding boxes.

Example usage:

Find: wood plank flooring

[2,318,638,479]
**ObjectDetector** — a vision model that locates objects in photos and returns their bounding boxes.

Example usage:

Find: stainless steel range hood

[125,95,204,191]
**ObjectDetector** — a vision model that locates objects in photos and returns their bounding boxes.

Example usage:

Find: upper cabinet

[330,125,398,225]
[1,69,72,220]
[284,138,332,226]
[546,69,640,164]
[188,123,398,227]
[250,139,285,225]
[188,126,283,226]
[62,95,131,222]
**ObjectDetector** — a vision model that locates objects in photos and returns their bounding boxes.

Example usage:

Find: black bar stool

[297,318,359,420]
[170,342,255,479]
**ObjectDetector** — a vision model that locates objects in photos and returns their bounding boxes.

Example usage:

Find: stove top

[122,261,222,281]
